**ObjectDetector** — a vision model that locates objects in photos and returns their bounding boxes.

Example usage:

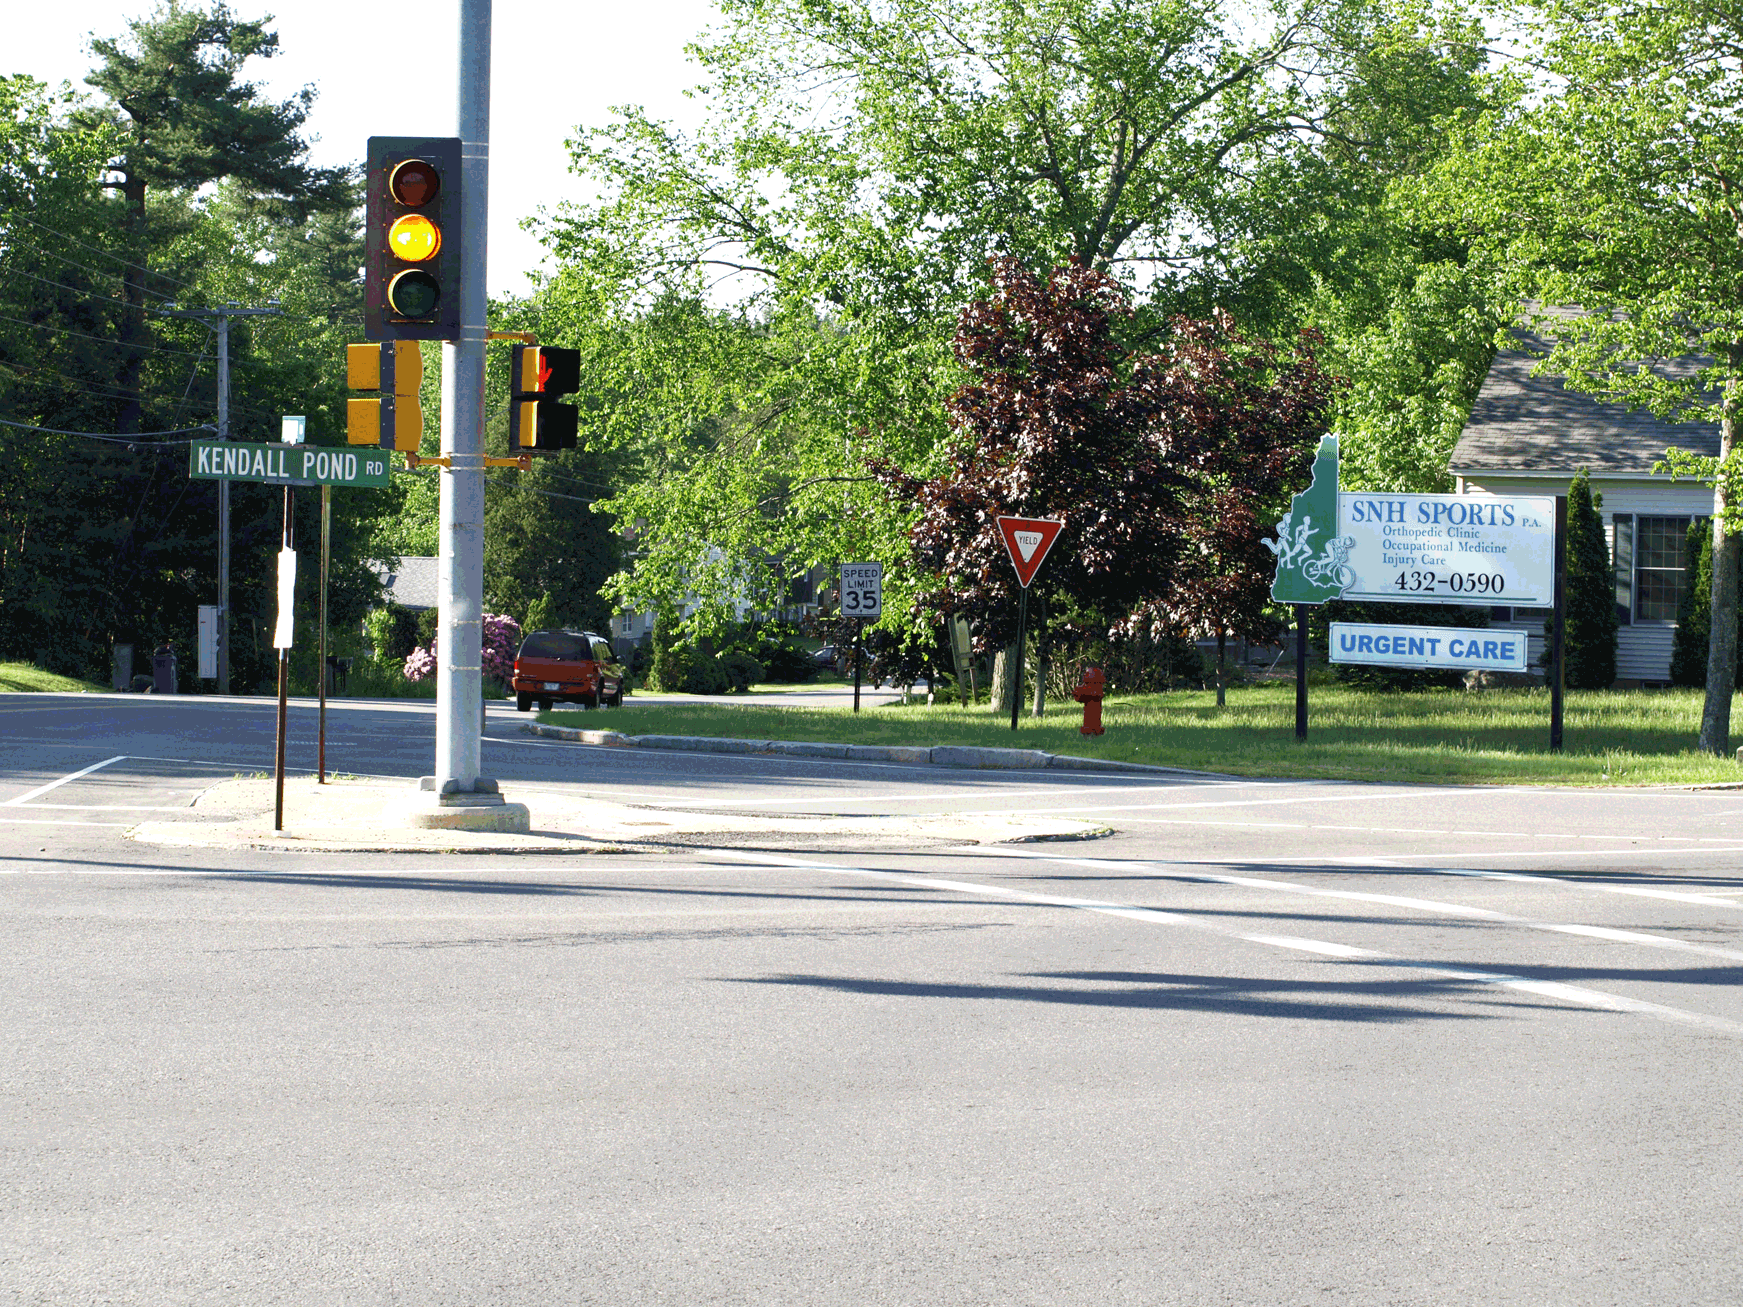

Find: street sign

[1329,622,1529,672]
[189,441,391,489]
[841,562,883,619]
[995,515,1065,588]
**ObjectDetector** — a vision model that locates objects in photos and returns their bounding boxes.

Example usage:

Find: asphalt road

[4,692,1743,1305]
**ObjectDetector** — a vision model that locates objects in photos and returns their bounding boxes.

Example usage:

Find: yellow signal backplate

[347,341,422,394]
[347,397,382,445]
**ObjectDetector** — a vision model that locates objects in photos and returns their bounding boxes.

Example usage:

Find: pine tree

[81,2,349,431]
[1558,470,1618,689]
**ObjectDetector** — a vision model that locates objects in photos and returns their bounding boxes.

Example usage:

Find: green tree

[538,0,1489,628]
[1559,470,1617,689]
[1408,0,1743,749]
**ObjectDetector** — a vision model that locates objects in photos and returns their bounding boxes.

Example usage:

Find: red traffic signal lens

[388,213,441,262]
[387,269,441,319]
[389,158,440,207]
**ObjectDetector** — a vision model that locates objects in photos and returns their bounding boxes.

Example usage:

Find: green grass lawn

[546,681,1743,786]
[0,662,108,694]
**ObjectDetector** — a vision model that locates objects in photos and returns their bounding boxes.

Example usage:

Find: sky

[9,0,723,297]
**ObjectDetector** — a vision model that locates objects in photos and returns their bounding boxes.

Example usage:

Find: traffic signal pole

[433,0,492,796]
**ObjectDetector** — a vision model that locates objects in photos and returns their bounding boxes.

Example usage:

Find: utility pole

[434,0,492,794]
[164,301,281,694]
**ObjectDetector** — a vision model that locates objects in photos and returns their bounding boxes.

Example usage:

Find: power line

[2,266,199,319]
[0,416,214,439]
[1,230,180,304]
[0,312,210,361]
[5,212,199,295]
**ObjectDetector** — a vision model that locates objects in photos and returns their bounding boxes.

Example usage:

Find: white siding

[1619,625,1677,683]
[1458,473,1708,684]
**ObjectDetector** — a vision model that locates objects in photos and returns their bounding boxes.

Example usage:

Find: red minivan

[512,629,626,712]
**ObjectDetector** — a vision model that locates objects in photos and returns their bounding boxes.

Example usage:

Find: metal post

[274,485,291,831]
[1295,603,1308,741]
[1551,494,1567,751]
[216,316,230,695]
[1011,586,1029,732]
[318,484,330,783]
[433,0,493,794]
[852,618,863,713]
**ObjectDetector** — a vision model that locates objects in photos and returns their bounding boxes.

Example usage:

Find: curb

[522,722,1212,778]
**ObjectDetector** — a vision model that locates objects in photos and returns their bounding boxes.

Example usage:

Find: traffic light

[346,341,423,452]
[365,136,462,342]
[507,344,580,454]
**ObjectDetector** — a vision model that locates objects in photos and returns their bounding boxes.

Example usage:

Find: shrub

[404,612,520,683]
[719,650,766,692]
[364,603,423,661]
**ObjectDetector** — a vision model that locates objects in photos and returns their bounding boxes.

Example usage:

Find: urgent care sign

[1329,622,1529,673]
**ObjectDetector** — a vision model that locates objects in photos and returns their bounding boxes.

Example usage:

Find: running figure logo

[1267,434,1352,604]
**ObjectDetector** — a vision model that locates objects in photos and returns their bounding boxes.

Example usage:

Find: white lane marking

[3,756,127,806]
[1106,814,1743,845]
[1437,867,1743,910]
[15,804,191,812]
[983,848,1743,963]
[0,818,136,827]
[704,848,1743,1035]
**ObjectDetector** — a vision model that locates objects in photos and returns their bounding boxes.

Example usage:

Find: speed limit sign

[841,562,883,619]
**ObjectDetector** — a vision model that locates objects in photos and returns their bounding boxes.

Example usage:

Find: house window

[1634,516,1690,622]
[1612,514,1633,626]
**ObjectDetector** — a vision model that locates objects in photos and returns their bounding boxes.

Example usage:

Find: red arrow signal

[996,515,1065,588]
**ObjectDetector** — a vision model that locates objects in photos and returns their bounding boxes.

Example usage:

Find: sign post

[272,488,296,832]
[841,563,883,713]
[995,516,1065,732]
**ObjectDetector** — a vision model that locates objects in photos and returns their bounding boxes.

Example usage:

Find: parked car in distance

[812,645,840,667]
[512,629,625,712]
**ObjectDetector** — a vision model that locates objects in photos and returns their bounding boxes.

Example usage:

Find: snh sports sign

[1269,436,1554,608]
[1330,623,1528,673]
[189,440,390,489]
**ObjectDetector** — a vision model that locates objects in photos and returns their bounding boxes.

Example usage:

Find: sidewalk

[128,774,1112,855]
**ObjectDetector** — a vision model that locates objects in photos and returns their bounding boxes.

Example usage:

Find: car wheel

[537,698,553,713]
[516,693,532,713]
[582,690,600,710]
[605,690,622,707]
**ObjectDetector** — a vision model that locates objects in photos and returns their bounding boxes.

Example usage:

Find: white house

[1450,329,1717,685]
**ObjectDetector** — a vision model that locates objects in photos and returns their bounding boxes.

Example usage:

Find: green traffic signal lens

[387,269,441,319]
[389,158,440,207]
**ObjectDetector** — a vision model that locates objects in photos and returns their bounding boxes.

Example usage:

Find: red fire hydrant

[1073,665,1107,736]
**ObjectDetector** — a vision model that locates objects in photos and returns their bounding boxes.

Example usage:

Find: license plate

[543,681,560,691]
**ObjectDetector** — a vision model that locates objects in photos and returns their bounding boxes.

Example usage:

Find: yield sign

[995,515,1065,589]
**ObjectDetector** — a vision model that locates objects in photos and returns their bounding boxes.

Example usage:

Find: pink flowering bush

[403,612,522,683]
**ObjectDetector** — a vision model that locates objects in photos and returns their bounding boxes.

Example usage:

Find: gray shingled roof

[1450,328,1717,475]
[371,556,440,610]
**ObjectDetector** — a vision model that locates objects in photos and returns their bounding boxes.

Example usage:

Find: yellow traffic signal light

[346,341,423,452]
[365,136,461,341]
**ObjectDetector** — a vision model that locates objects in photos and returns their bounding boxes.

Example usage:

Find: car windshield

[518,631,589,661]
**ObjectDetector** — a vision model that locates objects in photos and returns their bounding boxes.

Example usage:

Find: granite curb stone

[522,722,1213,778]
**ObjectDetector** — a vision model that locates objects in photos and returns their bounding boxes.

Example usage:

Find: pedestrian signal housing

[365,136,462,341]
[507,344,580,454]
[346,341,423,452]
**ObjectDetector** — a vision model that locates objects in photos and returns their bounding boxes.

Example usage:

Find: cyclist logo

[1267,435,1351,604]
